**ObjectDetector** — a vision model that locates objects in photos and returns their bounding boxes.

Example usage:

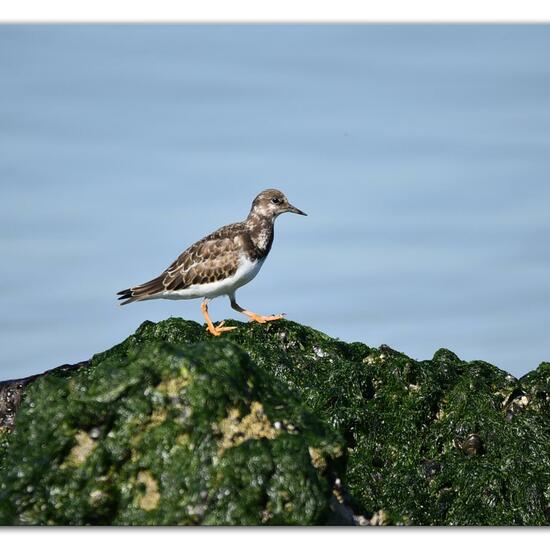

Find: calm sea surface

[1,25,549,379]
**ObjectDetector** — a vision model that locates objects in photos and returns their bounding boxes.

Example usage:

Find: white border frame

[1,0,550,23]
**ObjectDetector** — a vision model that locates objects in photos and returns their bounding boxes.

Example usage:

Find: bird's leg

[230,295,285,325]
[201,299,236,336]
[242,311,285,324]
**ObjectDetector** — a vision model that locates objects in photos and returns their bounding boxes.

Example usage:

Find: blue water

[1,25,550,380]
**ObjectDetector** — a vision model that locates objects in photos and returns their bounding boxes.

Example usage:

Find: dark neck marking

[244,214,275,261]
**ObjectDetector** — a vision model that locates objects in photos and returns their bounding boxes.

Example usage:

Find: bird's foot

[205,320,237,337]
[244,312,286,324]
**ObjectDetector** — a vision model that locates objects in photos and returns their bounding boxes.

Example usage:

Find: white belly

[155,256,265,301]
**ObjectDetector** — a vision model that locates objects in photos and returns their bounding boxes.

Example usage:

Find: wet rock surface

[1,318,549,525]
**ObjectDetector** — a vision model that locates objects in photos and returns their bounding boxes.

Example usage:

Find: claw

[246,312,285,324]
[206,322,237,336]
[201,300,238,337]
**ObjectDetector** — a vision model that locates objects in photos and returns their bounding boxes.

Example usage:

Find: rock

[1,318,549,525]
[0,336,345,525]
[460,434,485,456]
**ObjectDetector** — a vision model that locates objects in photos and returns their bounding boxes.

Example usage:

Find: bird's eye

[271,197,280,204]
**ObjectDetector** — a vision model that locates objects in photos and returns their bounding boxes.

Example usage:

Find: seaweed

[1,318,548,525]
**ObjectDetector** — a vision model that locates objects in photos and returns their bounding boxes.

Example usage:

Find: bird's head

[249,189,307,220]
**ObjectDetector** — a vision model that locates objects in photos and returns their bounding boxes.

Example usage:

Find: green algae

[0,337,343,525]
[1,317,549,525]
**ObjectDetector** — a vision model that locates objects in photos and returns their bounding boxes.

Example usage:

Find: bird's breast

[246,223,274,260]
[254,227,272,251]
[234,255,265,286]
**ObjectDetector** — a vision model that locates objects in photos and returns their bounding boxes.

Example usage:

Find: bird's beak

[286,204,307,216]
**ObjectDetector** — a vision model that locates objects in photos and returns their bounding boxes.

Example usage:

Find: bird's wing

[162,230,242,291]
[117,223,246,303]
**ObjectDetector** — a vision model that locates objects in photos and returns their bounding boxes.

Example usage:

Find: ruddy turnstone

[117,189,306,336]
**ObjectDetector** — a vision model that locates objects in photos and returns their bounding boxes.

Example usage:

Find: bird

[117,189,307,336]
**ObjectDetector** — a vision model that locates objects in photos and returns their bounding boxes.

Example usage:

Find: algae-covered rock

[0,337,344,525]
[1,317,549,525]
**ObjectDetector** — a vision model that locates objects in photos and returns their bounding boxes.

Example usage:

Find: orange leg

[229,295,284,325]
[201,300,236,336]
[241,310,285,324]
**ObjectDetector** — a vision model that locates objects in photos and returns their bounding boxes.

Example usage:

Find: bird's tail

[117,275,165,306]
[116,288,138,306]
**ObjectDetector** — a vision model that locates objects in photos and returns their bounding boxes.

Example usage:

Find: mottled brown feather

[119,222,258,303]
[117,189,297,305]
